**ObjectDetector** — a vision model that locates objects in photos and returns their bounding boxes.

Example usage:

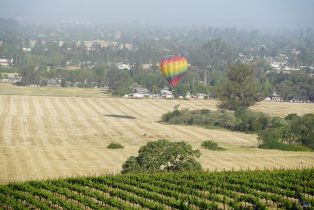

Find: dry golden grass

[0,89,313,183]
[0,83,106,97]
[250,101,314,117]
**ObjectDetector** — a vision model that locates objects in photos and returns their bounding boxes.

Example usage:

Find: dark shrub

[258,128,312,151]
[161,109,182,122]
[259,141,312,151]
[284,113,314,149]
[284,113,298,121]
[201,140,225,151]
[270,116,287,129]
[235,109,271,132]
[107,143,124,149]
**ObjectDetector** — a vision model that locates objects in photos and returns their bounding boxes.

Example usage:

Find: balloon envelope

[160,55,188,88]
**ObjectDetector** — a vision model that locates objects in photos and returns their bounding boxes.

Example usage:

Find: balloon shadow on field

[104,114,136,119]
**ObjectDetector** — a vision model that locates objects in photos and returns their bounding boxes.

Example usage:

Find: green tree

[133,72,164,94]
[217,64,262,110]
[121,156,143,173]
[106,69,131,96]
[257,127,285,147]
[173,83,190,97]
[284,114,314,149]
[269,72,314,101]
[20,65,41,86]
[191,84,210,95]
[190,37,236,71]
[122,140,202,173]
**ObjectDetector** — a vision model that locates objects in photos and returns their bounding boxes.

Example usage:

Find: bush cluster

[259,140,312,151]
[162,109,314,151]
[201,140,225,151]
[258,113,314,151]
[162,108,283,133]
[162,109,237,130]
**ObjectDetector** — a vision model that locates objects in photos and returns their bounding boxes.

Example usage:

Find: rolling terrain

[0,87,313,183]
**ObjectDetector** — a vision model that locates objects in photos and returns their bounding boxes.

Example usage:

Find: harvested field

[251,101,314,117]
[0,93,313,183]
[0,83,106,97]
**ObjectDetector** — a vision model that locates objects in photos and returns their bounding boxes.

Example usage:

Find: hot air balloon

[160,55,188,88]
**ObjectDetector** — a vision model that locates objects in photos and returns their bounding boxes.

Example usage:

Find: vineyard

[0,168,313,209]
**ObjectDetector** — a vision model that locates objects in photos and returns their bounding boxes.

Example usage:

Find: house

[58,41,64,47]
[124,44,133,50]
[47,79,61,87]
[130,93,145,98]
[83,41,93,51]
[282,66,301,73]
[196,93,209,99]
[0,73,21,83]
[98,40,110,48]
[134,87,149,94]
[185,92,192,99]
[0,59,11,66]
[29,40,37,48]
[142,64,153,71]
[65,65,80,71]
[22,48,32,52]
[117,63,131,71]
[161,88,174,99]
[100,86,111,93]
[271,92,282,101]
[129,87,149,98]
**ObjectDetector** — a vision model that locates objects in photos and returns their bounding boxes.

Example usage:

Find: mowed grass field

[0,83,106,98]
[0,85,314,183]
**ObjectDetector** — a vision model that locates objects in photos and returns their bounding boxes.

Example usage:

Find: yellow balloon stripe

[160,56,188,83]
[160,59,187,77]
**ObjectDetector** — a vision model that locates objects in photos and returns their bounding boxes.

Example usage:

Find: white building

[142,64,153,71]
[124,43,133,50]
[161,89,174,99]
[22,48,32,52]
[58,41,64,47]
[29,40,37,48]
[0,59,11,66]
[117,63,131,71]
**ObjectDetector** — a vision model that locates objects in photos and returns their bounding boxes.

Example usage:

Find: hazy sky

[1,0,314,29]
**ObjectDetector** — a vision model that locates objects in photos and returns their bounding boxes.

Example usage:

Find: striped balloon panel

[160,56,188,87]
